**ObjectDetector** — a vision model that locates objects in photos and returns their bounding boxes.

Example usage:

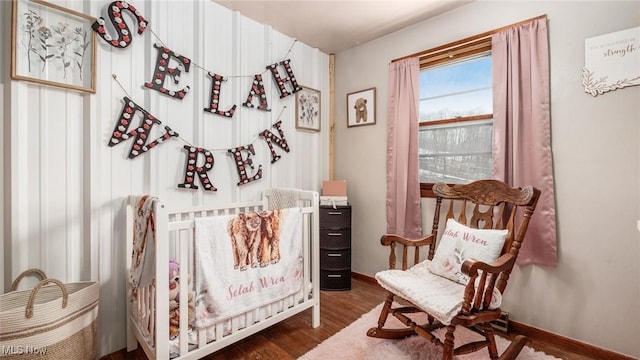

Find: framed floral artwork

[11,0,97,93]
[295,86,321,132]
[347,87,375,127]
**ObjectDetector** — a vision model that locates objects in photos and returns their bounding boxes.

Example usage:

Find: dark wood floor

[103,277,604,360]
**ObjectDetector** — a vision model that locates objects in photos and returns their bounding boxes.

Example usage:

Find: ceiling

[213,1,474,54]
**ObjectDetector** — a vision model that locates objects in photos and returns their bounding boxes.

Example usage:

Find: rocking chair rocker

[367,180,541,360]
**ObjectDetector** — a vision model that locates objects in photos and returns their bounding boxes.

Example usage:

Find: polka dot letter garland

[107,96,293,191]
[144,43,191,99]
[266,60,303,99]
[92,2,311,191]
[242,75,271,111]
[92,1,148,49]
[108,97,179,159]
[204,73,236,117]
[178,146,217,191]
[228,145,263,186]
[260,121,290,164]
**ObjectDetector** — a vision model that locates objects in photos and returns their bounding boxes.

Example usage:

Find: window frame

[418,41,493,198]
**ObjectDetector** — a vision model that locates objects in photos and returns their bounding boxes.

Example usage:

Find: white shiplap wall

[3,0,329,356]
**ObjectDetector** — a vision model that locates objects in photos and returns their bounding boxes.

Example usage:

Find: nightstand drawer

[319,207,351,228]
[320,269,351,291]
[320,249,351,269]
[320,228,351,249]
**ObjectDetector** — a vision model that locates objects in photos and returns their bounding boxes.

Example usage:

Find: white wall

[335,1,640,358]
[2,0,329,356]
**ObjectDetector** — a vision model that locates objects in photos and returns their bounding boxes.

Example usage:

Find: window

[418,39,493,196]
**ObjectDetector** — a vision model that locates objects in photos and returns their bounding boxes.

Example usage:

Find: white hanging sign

[583,26,640,96]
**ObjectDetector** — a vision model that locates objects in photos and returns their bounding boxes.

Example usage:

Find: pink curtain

[386,57,422,238]
[492,17,557,266]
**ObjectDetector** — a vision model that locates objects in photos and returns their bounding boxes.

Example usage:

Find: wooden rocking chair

[367,180,541,360]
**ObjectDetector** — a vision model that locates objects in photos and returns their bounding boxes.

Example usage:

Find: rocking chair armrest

[460,253,516,278]
[459,254,515,314]
[379,234,435,247]
[380,234,435,270]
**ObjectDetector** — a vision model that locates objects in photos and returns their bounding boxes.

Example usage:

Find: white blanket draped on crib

[194,208,303,328]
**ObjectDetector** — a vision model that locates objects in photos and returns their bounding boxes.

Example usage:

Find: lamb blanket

[194,208,303,328]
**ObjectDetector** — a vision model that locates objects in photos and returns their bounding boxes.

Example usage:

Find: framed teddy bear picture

[347,87,376,128]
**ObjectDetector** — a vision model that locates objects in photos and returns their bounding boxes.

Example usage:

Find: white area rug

[299,303,561,359]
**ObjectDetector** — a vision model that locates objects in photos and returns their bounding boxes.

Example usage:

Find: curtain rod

[391,14,548,63]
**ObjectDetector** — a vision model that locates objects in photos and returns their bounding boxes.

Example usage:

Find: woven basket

[0,270,99,359]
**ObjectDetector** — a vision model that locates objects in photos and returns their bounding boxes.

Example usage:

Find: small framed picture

[295,86,321,132]
[347,87,376,128]
[11,0,97,93]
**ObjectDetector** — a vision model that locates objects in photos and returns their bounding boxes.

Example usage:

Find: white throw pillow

[428,218,508,285]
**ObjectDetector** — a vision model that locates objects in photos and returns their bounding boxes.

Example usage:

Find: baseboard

[509,321,637,360]
[351,271,378,285]
[351,271,636,360]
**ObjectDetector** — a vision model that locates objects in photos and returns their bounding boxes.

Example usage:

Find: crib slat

[179,230,190,357]
[155,202,170,360]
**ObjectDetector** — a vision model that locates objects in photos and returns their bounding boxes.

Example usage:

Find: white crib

[125,189,320,359]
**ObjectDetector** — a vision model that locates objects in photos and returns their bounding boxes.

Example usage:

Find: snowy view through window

[419,55,493,184]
